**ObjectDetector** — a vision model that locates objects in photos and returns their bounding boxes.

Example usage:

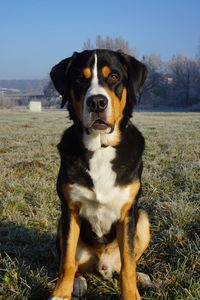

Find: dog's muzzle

[86,94,112,131]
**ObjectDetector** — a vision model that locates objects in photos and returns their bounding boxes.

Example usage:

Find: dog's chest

[70,146,130,237]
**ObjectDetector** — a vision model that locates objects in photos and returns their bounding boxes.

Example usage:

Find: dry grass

[0,110,200,300]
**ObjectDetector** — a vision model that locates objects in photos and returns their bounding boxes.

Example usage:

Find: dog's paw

[137,272,152,288]
[73,276,87,296]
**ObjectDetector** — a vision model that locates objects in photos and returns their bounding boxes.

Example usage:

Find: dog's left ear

[119,52,147,105]
[50,56,74,108]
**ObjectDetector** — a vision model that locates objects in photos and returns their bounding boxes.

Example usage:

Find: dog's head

[50,49,147,135]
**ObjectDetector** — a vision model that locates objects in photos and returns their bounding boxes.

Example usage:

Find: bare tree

[139,54,165,105]
[82,38,93,50]
[168,54,200,106]
[196,34,200,62]
[95,34,105,49]
[43,80,61,107]
[83,35,137,55]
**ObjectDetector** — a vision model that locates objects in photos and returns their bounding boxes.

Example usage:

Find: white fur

[136,272,152,288]
[75,241,93,265]
[83,126,120,151]
[83,53,112,129]
[70,146,130,237]
[85,54,110,100]
[73,276,87,296]
[83,132,102,151]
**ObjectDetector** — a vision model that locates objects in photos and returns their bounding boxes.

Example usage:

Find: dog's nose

[86,95,108,112]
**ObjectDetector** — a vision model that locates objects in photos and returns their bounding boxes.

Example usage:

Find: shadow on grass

[0,222,57,299]
[0,223,122,300]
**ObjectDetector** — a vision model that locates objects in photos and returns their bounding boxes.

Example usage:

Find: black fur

[50,57,72,108]
[57,122,93,189]
[56,119,144,247]
[113,120,145,186]
[127,189,141,254]
[80,217,116,247]
[51,49,147,253]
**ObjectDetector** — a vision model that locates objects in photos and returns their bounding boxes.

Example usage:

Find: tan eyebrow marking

[83,67,92,79]
[102,66,111,78]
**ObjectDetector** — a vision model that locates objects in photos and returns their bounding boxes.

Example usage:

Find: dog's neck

[83,131,116,151]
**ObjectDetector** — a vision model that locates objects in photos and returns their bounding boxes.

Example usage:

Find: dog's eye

[107,73,120,83]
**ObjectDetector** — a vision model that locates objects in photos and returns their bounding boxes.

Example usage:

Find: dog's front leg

[51,205,80,300]
[117,205,150,300]
[117,210,139,300]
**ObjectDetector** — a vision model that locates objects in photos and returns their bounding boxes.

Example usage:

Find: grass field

[0,110,200,300]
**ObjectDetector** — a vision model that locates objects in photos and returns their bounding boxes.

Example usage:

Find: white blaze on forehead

[85,53,110,100]
[83,53,112,132]
[92,53,98,86]
[83,53,112,151]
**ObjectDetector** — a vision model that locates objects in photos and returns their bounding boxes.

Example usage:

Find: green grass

[0,110,200,300]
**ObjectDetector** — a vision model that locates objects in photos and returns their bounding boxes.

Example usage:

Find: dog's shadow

[0,222,57,299]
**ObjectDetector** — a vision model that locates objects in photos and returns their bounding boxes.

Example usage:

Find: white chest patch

[70,146,130,237]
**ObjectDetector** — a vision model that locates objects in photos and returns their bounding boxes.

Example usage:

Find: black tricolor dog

[49,49,150,300]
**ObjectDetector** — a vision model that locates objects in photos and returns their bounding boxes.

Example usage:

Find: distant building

[29,100,42,112]
[0,87,21,95]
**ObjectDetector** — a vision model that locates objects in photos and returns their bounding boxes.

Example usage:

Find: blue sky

[1,0,200,79]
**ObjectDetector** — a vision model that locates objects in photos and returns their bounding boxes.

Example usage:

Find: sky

[1,0,200,79]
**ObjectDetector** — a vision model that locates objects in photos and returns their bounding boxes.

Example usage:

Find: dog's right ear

[50,56,73,108]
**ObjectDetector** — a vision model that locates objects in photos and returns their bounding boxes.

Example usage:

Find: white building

[29,100,42,112]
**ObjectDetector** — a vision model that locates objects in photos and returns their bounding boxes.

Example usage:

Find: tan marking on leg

[52,206,80,299]
[116,180,147,300]
[134,209,150,262]
[117,216,139,300]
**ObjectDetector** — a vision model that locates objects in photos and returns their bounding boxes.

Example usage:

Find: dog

[49,49,150,300]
